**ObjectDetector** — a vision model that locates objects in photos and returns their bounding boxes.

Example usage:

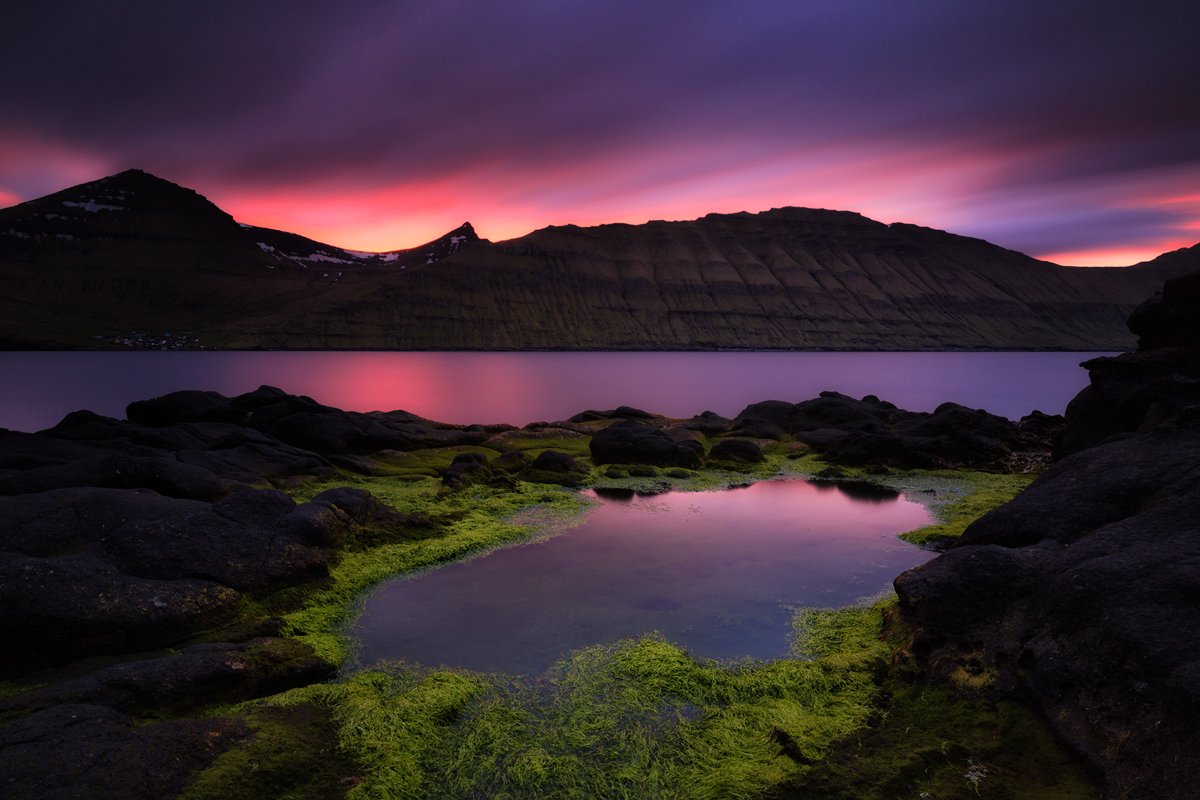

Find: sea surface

[354,479,934,675]
[0,350,1113,432]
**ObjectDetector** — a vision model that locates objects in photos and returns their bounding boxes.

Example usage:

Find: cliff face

[2,170,1195,349]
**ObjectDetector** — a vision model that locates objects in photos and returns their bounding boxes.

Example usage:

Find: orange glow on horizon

[1036,238,1199,267]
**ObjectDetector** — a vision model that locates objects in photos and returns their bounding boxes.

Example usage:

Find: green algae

[229,601,894,800]
[220,599,1096,800]
[172,451,1100,800]
[177,703,361,800]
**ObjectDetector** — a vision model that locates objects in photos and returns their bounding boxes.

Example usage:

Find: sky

[2,1,1198,266]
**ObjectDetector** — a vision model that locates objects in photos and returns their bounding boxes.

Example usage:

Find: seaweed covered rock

[520,449,592,486]
[708,438,765,464]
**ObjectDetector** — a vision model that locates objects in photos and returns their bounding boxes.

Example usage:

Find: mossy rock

[602,465,630,478]
[519,468,593,487]
[178,703,362,800]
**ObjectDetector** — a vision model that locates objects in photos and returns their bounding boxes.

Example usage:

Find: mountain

[1,169,1195,350]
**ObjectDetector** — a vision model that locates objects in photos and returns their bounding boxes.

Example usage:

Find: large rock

[0,454,234,501]
[126,389,250,427]
[0,554,242,674]
[895,276,1200,798]
[0,485,411,672]
[589,419,703,467]
[895,419,1200,797]
[0,704,247,800]
[0,638,333,717]
[107,489,330,594]
[1055,269,1200,459]
[0,487,206,557]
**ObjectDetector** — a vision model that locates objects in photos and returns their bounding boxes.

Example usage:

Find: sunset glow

[2,2,1198,264]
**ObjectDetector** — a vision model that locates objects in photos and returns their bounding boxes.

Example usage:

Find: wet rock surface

[895,270,1200,799]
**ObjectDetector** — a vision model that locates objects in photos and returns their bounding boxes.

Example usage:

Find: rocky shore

[893,267,1200,799]
[1,272,1196,798]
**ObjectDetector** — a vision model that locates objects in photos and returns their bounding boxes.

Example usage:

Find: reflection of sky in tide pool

[352,479,935,676]
[0,350,1112,432]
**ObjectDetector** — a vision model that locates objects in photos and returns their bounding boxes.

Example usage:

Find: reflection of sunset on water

[1,351,1112,433]
[355,479,935,675]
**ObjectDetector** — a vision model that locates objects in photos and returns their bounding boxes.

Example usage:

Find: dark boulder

[590,419,701,467]
[106,489,329,594]
[730,400,798,432]
[791,392,895,432]
[0,638,334,718]
[569,405,656,423]
[37,409,148,442]
[0,554,242,674]
[528,449,583,473]
[1055,269,1200,459]
[0,455,234,501]
[894,410,1200,799]
[441,461,494,491]
[1127,267,1200,351]
[677,410,731,435]
[708,438,765,464]
[126,390,250,427]
[1053,350,1200,458]
[0,704,247,800]
[0,487,206,557]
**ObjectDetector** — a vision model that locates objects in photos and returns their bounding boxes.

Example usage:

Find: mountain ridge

[1,169,1196,350]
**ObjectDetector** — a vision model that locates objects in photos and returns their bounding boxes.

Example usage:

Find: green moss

[178,703,362,800]
[234,595,1095,800]
[483,435,593,457]
[886,472,1037,547]
[245,602,892,800]
[187,456,1071,799]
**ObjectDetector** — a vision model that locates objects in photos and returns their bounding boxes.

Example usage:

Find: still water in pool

[352,479,935,675]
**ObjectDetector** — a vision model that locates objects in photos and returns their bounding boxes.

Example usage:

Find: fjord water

[353,479,934,675]
[0,350,1113,432]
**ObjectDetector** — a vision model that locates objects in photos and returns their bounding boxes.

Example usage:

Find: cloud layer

[3,1,1198,263]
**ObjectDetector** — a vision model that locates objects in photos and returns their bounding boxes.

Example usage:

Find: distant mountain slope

[1,169,1195,350]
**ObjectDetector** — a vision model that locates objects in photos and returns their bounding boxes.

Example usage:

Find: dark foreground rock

[895,270,1200,799]
[0,704,247,800]
[0,485,415,674]
[0,638,333,718]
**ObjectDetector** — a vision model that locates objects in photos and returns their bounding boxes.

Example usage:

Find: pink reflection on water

[354,479,934,675]
[0,351,1108,433]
